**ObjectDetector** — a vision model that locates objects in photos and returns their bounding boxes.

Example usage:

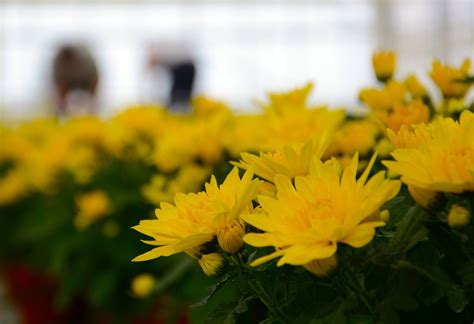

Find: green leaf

[388,206,428,255]
[376,300,400,324]
[89,271,118,307]
[447,289,468,313]
[457,260,474,285]
[203,295,255,324]
[192,274,229,308]
[307,299,347,324]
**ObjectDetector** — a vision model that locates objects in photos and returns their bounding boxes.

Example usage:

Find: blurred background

[1,0,473,119]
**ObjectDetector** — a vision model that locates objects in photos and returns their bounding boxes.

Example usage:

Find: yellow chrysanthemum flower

[359,81,407,112]
[326,120,379,157]
[430,59,472,99]
[192,96,232,116]
[372,50,396,82]
[374,100,430,132]
[142,164,211,204]
[256,82,345,150]
[404,74,428,99]
[263,82,314,115]
[75,190,111,229]
[233,135,330,184]
[133,168,261,261]
[242,154,401,275]
[384,111,474,206]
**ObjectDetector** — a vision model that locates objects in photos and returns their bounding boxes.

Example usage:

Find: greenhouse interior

[0,0,473,323]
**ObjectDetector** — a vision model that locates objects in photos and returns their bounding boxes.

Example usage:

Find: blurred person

[52,44,99,116]
[147,41,196,111]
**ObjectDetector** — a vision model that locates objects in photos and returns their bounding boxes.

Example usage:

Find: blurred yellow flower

[359,81,407,112]
[444,98,467,115]
[327,120,379,157]
[404,74,428,99]
[384,110,474,206]
[142,164,211,205]
[133,168,260,261]
[0,170,29,206]
[372,50,396,82]
[263,82,314,115]
[65,145,99,184]
[375,100,430,132]
[259,82,345,149]
[430,58,472,99]
[75,190,111,229]
[243,154,400,275]
[234,135,330,183]
[131,274,156,298]
[192,96,232,116]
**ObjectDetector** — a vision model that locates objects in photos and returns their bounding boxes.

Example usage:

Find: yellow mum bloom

[263,82,314,115]
[430,59,472,99]
[234,135,330,183]
[141,164,211,204]
[359,81,407,112]
[372,50,396,82]
[192,96,232,116]
[133,168,260,261]
[384,111,474,204]
[404,74,428,99]
[257,82,345,149]
[75,190,111,229]
[242,154,401,274]
[375,100,430,132]
[327,120,379,157]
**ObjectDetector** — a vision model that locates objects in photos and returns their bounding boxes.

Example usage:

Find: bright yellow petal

[342,221,385,248]
[250,249,286,267]
[276,243,337,266]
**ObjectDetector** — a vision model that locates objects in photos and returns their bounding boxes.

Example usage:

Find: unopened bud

[380,210,390,223]
[217,220,245,253]
[448,205,470,228]
[304,256,338,277]
[199,253,225,277]
[373,51,396,83]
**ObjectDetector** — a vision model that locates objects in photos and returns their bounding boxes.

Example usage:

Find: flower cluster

[1,52,473,322]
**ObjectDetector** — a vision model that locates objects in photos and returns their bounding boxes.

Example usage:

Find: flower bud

[405,74,428,99]
[131,273,155,298]
[199,253,225,277]
[448,205,470,228]
[380,210,390,223]
[217,220,245,253]
[373,51,396,82]
[304,256,338,277]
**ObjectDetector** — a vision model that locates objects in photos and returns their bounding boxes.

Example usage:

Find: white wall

[0,0,473,118]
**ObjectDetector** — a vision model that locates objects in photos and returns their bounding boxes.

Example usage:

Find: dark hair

[53,45,98,94]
